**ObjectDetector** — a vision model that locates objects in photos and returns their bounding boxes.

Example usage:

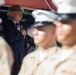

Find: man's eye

[60,19,72,24]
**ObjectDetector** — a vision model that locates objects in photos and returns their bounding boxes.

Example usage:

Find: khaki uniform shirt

[18,46,76,75]
[0,48,10,75]
[0,37,14,75]
[18,47,58,75]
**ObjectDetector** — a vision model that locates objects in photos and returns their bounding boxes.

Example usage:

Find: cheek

[62,24,72,33]
[41,32,52,40]
[17,15,22,19]
[39,32,46,38]
[36,32,46,41]
[62,25,76,39]
[63,24,70,30]
[15,14,22,18]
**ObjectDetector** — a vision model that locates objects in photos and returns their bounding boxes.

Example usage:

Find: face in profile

[33,25,56,47]
[11,11,23,22]
[55,19,76,45]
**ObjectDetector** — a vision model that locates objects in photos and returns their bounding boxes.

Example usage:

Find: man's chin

[34,41,41,45]
[57,37,65,43]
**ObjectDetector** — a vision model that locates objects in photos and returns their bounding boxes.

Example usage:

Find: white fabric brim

[27,26,35,38]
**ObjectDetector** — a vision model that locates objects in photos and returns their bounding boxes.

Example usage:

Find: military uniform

[19,46,76,75]
[0,1,13,75]
[0,48,10,75]
[18,10,58,75]
[52,0,76,75]
[49,48,76,75]
[0,37,13,75]
[18,46,59,75]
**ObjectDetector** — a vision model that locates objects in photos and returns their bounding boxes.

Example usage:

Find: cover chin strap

[45,0,56,13]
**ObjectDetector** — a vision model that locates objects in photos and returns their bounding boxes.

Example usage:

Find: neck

[38,43,55,52]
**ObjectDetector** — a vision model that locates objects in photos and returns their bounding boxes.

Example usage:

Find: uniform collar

[29,46,59,59]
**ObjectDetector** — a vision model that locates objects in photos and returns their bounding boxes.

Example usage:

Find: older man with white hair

[2,5,26,75]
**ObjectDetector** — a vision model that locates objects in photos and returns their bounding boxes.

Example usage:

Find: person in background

[2,5,26,75]
[0,37,14,75]
[18,10,58,75]
[0,0,13,75]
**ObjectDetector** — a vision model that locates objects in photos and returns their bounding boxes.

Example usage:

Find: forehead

[59,19,76,24]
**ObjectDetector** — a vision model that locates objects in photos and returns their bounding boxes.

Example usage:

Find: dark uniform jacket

[2,20,26,62]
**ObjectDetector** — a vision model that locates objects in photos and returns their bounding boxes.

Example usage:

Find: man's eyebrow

[60,20,70,23]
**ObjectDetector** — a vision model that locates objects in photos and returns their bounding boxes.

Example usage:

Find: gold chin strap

[53,20,59,25]
[45,0,56,13]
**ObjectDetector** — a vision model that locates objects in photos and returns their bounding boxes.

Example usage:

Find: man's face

[33,25,56,47]
[55,19,76,45]
[11,11,23,22]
